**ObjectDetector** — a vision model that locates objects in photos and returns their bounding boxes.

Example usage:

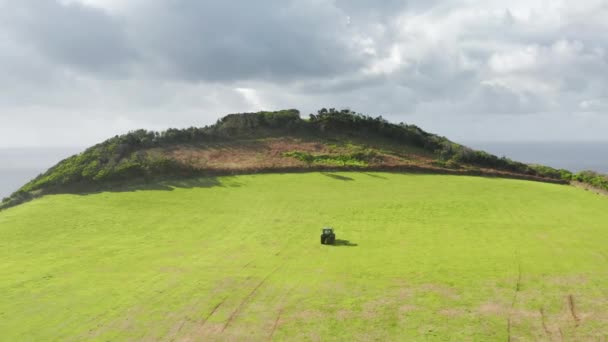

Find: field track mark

[268,308,284,341]
[266,283,297,341]
[169,294,227,339]
[567,295,580,327]
[273,238,293,257]
[221,266,281,333]
[540,307,551,338]
[170,318,188,341]
[199,299,225,329]
[507,259,522,342]
[514,262,522,294]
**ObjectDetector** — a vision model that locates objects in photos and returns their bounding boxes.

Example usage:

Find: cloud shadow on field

[332,239,358,247]
[322,173,354,181]
[67,176,243,197]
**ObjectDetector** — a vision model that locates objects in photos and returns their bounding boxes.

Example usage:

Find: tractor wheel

[328,235,335,245]
[321,236,325,244]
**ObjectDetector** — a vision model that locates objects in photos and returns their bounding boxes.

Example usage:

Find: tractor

[320,227,336,245]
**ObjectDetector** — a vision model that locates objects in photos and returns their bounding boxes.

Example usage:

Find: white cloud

[58,0,135,13]
[489,46,539,73]
[235,88,266,111]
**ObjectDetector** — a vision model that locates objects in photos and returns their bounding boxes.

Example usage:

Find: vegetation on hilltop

[572,170,608,190]
[1,108,604,209]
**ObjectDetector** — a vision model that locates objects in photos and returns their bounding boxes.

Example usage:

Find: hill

[2,108,585,210]
[1,173,606,340]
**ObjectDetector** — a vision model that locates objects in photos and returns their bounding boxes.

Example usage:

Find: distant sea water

[465,141,608,174]
[0,147,83,200]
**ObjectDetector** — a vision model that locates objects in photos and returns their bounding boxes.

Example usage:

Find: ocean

[1,142,607,200]
[0,147,83,200]
[465,142,608,174]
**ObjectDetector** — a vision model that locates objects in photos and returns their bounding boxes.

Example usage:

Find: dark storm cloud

[1,0,135,75]
[126,0,371,82]
[2,0,375,82]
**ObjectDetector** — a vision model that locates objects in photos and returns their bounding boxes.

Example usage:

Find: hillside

[1,108,580,210]
[1,173,607,340]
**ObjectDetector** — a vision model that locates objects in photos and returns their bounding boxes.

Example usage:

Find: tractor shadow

[332,239,358,247]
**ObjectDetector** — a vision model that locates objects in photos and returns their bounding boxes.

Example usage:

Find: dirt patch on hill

[161,138,329,170]
[150,138,568,186]
[162,137,428,171]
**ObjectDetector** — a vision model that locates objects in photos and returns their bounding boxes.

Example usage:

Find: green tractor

[320,227,336,245]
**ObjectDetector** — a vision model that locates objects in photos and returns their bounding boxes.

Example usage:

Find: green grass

[282,150,376,167]
[1,173,607,341]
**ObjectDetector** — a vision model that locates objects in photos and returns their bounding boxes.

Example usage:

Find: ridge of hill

[0,108,591,209]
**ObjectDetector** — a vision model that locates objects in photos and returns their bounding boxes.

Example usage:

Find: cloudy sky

[1,0,607,147]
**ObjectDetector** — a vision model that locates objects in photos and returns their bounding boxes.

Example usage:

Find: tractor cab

[321,227,336,245]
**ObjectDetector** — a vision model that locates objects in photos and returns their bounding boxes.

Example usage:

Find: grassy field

[1,172,607,341]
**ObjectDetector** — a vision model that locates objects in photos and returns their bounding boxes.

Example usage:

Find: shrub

[574,170,608,191]
[283,150,377,167]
